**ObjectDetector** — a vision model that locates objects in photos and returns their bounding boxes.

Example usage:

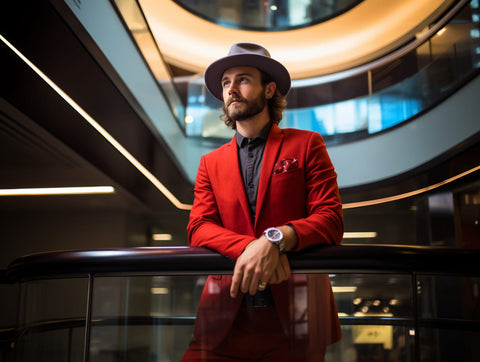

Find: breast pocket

[268,168,306,217]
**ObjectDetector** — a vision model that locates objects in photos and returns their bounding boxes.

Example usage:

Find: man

[182,43,343,361]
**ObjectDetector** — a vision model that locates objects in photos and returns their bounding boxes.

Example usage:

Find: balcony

[2,245,479,361]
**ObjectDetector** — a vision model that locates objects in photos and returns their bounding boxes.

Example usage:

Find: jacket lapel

[254,124,284,230]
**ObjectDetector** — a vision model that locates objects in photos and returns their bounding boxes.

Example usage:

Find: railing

[6,245,480,278]
[2,245,480,362]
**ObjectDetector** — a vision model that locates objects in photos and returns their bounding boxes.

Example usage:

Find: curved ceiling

[139,0,455,79]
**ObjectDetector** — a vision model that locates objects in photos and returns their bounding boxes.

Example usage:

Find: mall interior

[0,0,479,361]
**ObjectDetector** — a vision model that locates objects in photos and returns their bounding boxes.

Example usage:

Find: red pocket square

[273,158,298,174]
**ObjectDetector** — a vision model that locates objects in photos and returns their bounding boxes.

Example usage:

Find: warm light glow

[140,0,454,79]
[151,287,169,294]
[332,286,358,293]
[0,33,191,211]
[436,27,447,36]
[152,233,173,241]
[354,312,394,317]
[343,232,378,238]
[0,186,115,196]
[343,164,480,209]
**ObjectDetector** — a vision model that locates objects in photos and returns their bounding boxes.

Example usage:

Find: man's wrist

[263,227,286,255]
[278,224,298,252]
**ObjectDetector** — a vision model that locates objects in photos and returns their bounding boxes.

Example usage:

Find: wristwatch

[264,227,286,255]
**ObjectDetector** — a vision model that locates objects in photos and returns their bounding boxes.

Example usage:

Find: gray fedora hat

[204,43,291,101]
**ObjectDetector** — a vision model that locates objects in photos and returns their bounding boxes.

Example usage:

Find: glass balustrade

[15,278,88,362]
[92,0,479,146]
[11,268,480,362]
[173,0,364,31]
[184,0,480,145]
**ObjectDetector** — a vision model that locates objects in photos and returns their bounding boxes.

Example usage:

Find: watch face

[266,228,282,242]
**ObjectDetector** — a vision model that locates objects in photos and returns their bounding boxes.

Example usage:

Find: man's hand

[269,254,291,284]
[230,225,298,298]
[230,236,279,298]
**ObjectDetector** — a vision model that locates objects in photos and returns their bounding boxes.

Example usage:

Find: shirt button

[248,153,253,158]
[248,182,254,188]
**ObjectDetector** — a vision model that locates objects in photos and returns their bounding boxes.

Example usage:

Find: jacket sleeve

[187,155,255,260]
[288,132,344,250]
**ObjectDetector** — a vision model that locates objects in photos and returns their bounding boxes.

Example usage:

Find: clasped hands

[230,234,292,298]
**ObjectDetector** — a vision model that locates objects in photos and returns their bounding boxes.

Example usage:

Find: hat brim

[204,53,291,101]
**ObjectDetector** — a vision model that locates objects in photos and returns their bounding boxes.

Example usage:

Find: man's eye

[222,81,230,87]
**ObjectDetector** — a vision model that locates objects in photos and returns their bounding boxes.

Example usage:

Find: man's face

[221,66,267,122]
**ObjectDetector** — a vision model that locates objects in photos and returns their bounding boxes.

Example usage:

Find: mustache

[227,95,247,106]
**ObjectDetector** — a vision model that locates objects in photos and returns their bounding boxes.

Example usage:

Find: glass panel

[417,275,480,321]
[419,328,480,362]
[184,0,480,145]
[330,274,416,361]
[0,282,18,328]
[12,273,479,361]
[15,278,89,362]
[342,196,424,246]
[328,325,416,361]
[87,273,417,361]
[88,275,202,362]
[331,274,413,320]
[342,180,480,248]
[173,0,363,31]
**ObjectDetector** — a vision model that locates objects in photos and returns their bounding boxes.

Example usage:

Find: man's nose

[227,82,238,95]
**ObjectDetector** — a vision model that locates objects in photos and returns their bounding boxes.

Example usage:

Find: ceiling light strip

[343,232,377,239]
[0,33,191,210]
[343,164,480,209]
[0,186,115,196]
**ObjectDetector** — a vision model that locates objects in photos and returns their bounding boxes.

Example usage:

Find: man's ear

[265,81,276,99]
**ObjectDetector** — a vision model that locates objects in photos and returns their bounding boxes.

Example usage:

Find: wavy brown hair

[220,71,287,130]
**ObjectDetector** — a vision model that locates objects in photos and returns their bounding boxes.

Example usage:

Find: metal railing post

[83,274,94,362]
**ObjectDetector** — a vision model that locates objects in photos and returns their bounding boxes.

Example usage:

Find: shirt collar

[236,122,273,148]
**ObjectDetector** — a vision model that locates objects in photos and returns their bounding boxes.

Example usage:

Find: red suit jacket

[187,124,343,355]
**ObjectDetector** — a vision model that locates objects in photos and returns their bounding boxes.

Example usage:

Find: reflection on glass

[329,325,416,361]
[416,275,480,361]
[11,272,480,361]
[417,275,480,321]
[86,273,418,361]
[15,278,88,362]
[419,328,480,362]
[331,274,413,320]
[89,276,201,362]
[174,0,364,31]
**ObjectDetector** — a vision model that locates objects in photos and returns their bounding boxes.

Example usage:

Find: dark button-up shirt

[236,122,275,307]
[236,122,272,223]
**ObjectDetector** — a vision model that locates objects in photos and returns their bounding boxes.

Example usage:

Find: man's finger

[279,255,291,281]
[230,267,243,298]
[249,273,262,295]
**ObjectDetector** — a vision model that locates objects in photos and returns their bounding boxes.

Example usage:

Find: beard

[224,92,267,122]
